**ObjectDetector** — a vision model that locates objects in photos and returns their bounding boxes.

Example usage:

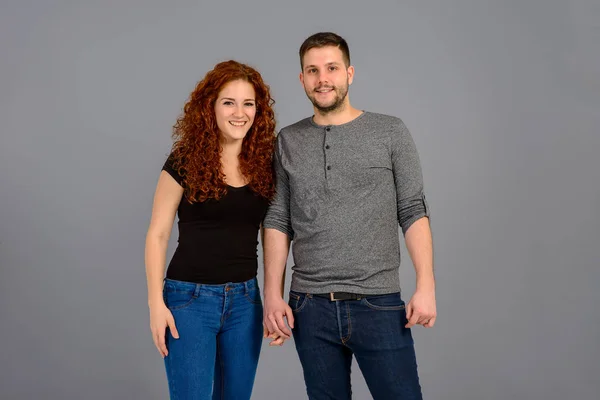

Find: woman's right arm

[144,170,184,357]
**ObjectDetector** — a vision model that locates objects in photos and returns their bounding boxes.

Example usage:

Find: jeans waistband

[164,276,258,296]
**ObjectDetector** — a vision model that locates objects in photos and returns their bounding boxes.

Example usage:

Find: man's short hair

[299,32,350,70]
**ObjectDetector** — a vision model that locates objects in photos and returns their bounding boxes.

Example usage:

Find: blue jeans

[289,291,423,400]
[163,277,263,400]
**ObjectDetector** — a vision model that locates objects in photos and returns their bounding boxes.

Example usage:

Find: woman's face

[214,79,257,144]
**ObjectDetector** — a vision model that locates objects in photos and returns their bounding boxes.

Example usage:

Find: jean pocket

[163,285,197,311]
[362,293,405,311]
[288,291,309,312]
[244,287,262,305]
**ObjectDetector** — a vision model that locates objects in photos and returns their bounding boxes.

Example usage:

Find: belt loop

[193,284,201,298]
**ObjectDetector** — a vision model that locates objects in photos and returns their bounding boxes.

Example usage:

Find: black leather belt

[313,292,364,301]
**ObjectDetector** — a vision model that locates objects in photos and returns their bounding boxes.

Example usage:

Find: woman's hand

[149,302,179,357]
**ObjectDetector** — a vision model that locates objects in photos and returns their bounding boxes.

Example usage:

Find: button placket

[324,126,332,177]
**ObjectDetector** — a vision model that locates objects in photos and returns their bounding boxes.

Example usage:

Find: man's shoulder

[363,111,405,126]
[278,116,314,137]
[361,112,411,141]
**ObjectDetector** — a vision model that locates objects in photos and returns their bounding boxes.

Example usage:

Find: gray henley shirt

[263,111,430,294]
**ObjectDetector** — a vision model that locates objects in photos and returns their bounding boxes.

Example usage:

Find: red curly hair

[169,60,276,203]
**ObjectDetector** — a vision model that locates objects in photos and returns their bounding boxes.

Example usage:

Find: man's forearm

[405,217,434,290]
[263,228,291,298]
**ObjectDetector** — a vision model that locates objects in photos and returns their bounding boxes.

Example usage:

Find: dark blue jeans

[289,291,423,400]
[163,278,263,400]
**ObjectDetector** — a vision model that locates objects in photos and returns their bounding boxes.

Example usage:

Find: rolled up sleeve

[263,135,294,239]
[391,120,430,234]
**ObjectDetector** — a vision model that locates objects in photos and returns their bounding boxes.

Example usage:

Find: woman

[144,60,276,399]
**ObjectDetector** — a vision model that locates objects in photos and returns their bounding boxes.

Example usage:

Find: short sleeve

[162,153,185,187]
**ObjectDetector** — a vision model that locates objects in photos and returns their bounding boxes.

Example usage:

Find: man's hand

[263,294,294,345]
[263,324,288,346]
[405,288,437,328]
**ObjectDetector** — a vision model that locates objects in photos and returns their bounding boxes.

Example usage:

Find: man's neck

[312,103,363,126]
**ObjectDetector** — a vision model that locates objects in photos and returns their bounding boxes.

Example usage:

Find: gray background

[1,0,598,399]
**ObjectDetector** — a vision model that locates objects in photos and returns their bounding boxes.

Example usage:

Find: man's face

[300,46,354,113]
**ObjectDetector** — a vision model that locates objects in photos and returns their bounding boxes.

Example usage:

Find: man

[262,32,436,399]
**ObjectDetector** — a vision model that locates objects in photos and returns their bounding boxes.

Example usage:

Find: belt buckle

[329,292,362,301]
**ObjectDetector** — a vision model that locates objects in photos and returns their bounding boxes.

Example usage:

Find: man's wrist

[416,274,435,292]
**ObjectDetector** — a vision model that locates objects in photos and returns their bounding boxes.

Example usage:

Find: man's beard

[306,82,349,114]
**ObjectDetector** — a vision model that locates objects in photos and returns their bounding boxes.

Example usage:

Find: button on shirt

[263,112,430,294]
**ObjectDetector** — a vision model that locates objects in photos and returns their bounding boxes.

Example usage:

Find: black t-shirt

[161,155,268,284]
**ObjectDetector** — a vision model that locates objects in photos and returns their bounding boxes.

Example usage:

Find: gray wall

[1,0,598,399]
